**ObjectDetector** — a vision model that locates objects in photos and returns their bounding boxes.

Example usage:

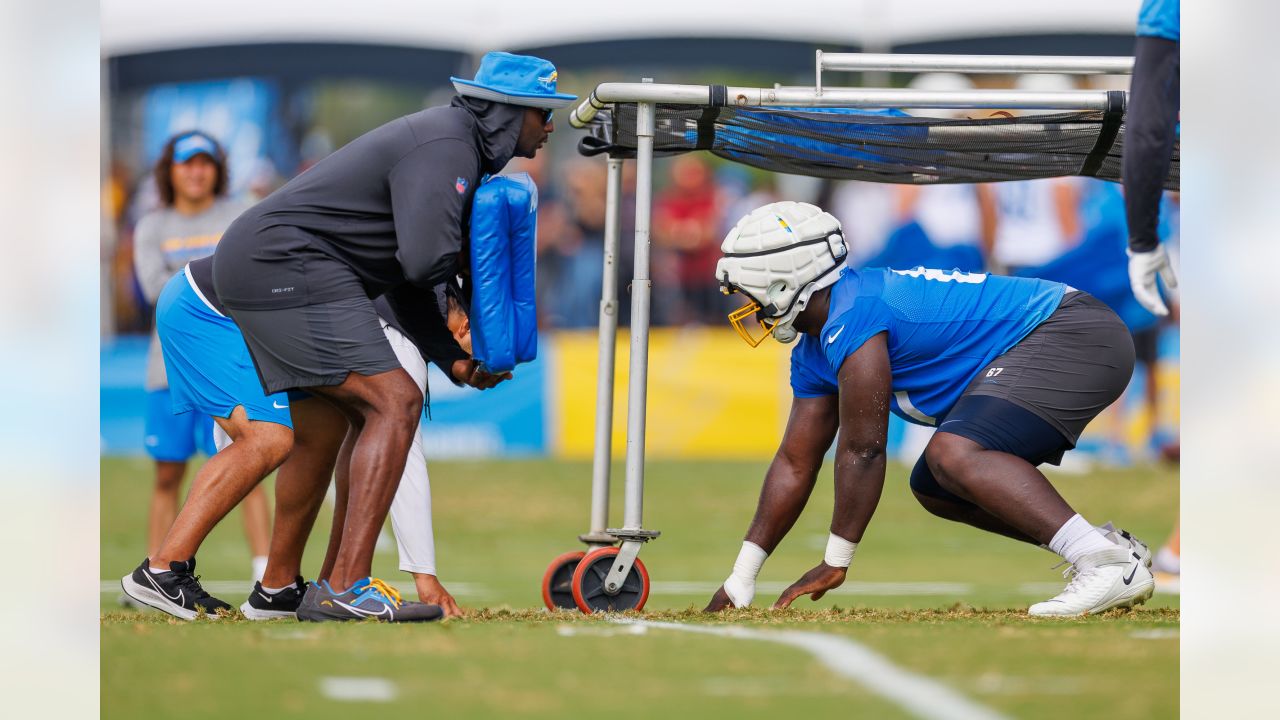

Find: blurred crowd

[105,130,1180,340]
[106,71,1178,341]
[107,135,1180,337]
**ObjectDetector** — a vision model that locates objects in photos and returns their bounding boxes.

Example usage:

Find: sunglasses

[541,108,553,125]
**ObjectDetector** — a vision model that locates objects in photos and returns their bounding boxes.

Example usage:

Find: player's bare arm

[775,332,892,609]
[704,394,838,612]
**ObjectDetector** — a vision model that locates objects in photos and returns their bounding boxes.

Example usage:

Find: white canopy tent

[101,0,1142,58]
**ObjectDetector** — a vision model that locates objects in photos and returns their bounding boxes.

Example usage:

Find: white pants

[213,319,439,577]
[381,320,437,576]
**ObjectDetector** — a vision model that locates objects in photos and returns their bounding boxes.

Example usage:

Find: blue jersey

[1137,0,1179,41]
[789,267,1066,425]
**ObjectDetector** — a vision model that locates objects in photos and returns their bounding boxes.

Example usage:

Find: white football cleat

[1029,546,1155,617]
[1097,522,1153,568]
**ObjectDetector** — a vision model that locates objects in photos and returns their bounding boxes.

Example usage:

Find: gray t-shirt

[133,197,251,390]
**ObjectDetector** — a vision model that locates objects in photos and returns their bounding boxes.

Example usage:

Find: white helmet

[715,201,847,346]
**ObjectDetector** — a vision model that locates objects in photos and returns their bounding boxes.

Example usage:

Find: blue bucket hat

[451,52,577,110]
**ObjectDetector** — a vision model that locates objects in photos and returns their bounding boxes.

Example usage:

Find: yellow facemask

[727,297,780,347]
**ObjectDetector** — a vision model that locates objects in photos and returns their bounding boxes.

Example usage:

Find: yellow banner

[552,327,792,459]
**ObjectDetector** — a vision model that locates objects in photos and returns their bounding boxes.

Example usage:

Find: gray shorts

[961,291,1135,444]
[226,295,401,395]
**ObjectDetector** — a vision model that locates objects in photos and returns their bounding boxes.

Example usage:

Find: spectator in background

[653,155,725,325]
[557,159,609,328]
[977,75,1084,275]
[894,73,985,273]
[977,177,1081,275]
[130,131,270,587]
[825,179,899,266]
[509,153,574,328]
[718,166,777,241]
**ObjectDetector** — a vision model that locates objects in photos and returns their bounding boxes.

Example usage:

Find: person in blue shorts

[120,257,294,620]
[130,131,269,585]
[703,202,1155,617]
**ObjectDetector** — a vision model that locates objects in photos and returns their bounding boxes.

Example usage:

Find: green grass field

[101,456,1179,719]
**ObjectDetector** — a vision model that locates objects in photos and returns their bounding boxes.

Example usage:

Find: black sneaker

[241,577,309,620]
[295,577,443,623]
[120,557,232,620]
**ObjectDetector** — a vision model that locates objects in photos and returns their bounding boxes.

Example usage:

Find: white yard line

[1130,628,1179,640]
[613,619,1010,720]
[318,677,398,702]
[653,581,974,596]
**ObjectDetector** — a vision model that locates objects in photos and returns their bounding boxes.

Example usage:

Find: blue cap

[450,52,577,110]
[172,132,219,163]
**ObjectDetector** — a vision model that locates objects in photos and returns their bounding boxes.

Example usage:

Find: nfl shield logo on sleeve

[455,177,468,194]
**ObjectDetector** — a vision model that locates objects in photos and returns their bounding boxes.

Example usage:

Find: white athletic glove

[1127,244,1178,317]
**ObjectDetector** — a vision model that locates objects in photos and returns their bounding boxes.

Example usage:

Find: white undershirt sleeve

[381,320,438,576]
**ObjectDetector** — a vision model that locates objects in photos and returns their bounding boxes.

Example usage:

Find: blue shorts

[144,389,217,461]
[155,269,292,429]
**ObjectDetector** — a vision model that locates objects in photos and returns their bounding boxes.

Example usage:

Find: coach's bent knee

[371,373,423,424]
[348,370,423,420]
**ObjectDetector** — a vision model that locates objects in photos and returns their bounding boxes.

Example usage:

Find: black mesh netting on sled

[576,98,1179,189]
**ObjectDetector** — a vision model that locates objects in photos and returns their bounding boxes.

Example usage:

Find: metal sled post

[602,86,661,595]
[579,157,624,548]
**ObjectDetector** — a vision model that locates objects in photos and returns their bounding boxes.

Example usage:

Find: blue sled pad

[469,173,538,374]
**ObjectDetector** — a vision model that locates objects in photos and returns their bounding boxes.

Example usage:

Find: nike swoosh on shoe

[145,572,184,603]
[1122,563,1139,585]
[337,600,393,619]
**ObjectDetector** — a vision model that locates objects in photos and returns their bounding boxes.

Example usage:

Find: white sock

[147,565,170,574]
[1049,514,1116,566]
[723,541,768,607]
[251,556,268,582]
[260,584,291,595]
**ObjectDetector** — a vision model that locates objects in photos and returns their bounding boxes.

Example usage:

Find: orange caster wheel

[542,551,586,610]
[570,546,650,614]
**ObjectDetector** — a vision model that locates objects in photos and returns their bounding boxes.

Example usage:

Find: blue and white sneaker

[295,577,443,623]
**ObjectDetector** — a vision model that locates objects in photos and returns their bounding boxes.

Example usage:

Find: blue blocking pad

[469,173,539,374]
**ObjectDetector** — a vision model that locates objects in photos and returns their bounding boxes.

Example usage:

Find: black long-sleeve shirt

[213,97,522,310]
